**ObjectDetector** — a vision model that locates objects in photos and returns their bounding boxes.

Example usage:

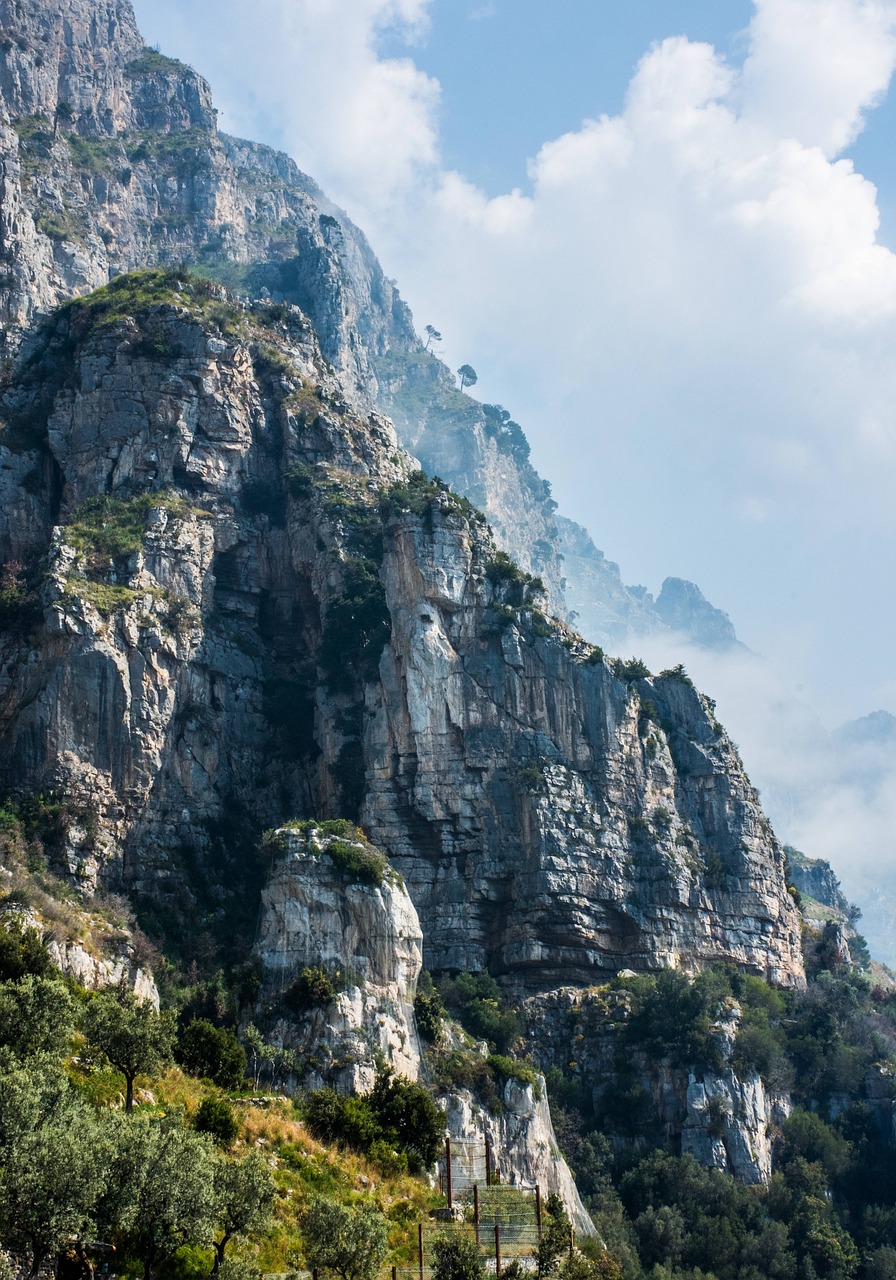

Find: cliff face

[253,824,423,1091]
[0,274,804,994]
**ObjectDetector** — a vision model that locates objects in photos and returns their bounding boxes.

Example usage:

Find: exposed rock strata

[253,824,423,1091]
[524,985,791,1185]
[442,1081,595,1237]
[0,283,804,993]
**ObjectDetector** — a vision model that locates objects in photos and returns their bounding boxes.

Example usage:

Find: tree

[0,1058,110,1278]
[300,1198,389,1280]
[104,1113,219,1280]
[53,100,75,137]
[243,1023,272,1090]
[457,364,478,391]
[83,987,175,1111]
[424,324,442,350]
[432,1236,486,1280]
[368,1067,444,1172]
[177,1018,247,1089]
[0,975,77,1057]
[537,1194,573,1278]
[0,920,51,982]
[211,1154,276,1272]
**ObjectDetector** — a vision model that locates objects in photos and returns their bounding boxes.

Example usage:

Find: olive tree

[300,1198,389,1280]
[104,1113,219,1280]
[0,1058,110,1277]
[83,986,174,1111]
[211,1153,276,1272]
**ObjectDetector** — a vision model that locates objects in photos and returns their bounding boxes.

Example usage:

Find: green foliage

[299,1197,389,1280]
[611,657,652,681]
[432,1234,486,1280]
[125,49,193,76]
[437,971,522,1054]
[320,555,391,691]
[537,1193,572,1277]
[414,980,445,1041]
[83,986,176,1111]
[105,1113,219,1280]
[325,838,389,886]
[0,1057,110,1277]
[283,965,342,1015]
[194,1097,239,1148]
[0,919,51,981]
[380,470,479,524]
[177,1019,246,1089]
[0,975,77,1057]
[659,664,694,686]
[621,969,722,1070]
[302,1069,444,1174]
[482,404,531,464]
[487,1054,542,1098]
[212,1153,276,1269]
[65,491,193,563]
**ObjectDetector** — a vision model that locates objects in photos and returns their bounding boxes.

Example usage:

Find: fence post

[445,1136,453,1208]
[569,1224,575,1260]
[485,1136,492,1188]
[495,1223,502,1279]
[419,1223,424,1280]
[392,1268,397,1280]
[536,1184,542,1238]
[474,1183,480,1246]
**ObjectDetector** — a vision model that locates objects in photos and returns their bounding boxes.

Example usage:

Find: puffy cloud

[132,0,896,722]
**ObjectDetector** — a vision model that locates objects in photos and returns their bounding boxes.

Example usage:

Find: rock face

[0,275,804,992]
[525,986,791,1186]
[253,824,423,1090]
[558,519,744,655]
[0,0,809,1192]
[442,1081,595,1236]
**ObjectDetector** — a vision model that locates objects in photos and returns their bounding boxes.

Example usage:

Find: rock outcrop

[442,1080,595,1236]
[0,274,804,993]
[525,984,791,1186]
[253,823,423,1091]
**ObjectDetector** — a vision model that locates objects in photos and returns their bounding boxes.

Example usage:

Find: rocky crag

[0,0,813,1202]
[0,273,804,991]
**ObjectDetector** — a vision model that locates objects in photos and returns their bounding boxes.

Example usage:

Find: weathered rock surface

[442,1079,595,1236]
[0,280,804,992]
[254,824,423,1090]
[524,985,791,1186]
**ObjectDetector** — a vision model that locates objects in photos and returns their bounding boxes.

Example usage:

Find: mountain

[2,8,896,1278]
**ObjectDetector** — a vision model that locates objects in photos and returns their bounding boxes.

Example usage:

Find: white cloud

[132,0,896,723]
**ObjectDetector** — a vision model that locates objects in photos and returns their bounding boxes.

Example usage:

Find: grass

[124,49,193,77]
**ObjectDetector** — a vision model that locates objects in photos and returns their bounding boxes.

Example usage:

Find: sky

[128,0,896,949]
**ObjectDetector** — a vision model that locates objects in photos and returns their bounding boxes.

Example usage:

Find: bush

[437,972,522,1054]
[0,921,51,982]
[194,1096,239,1147]
[325,839,388,887]
[177,1019,247,1089]
[283,966,342,1015]
[302,1069,444,1173]
[432,1235,486,1280]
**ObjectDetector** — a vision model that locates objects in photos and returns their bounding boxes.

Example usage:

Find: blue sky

[389,1,896,244]
[133,0,896,727]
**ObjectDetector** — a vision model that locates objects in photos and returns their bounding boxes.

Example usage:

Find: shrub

[432,1236,486,1280]
[177,1019,247,1089]
[612,657,651,681]
[414,987,445,1041]
[194,1096,239,1147]
[325,839,388,887]
[283,966,341,1015]
[0,921,51,982]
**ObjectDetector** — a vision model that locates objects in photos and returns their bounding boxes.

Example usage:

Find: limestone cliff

[253,822,423,1092]
[0,272,804,997]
